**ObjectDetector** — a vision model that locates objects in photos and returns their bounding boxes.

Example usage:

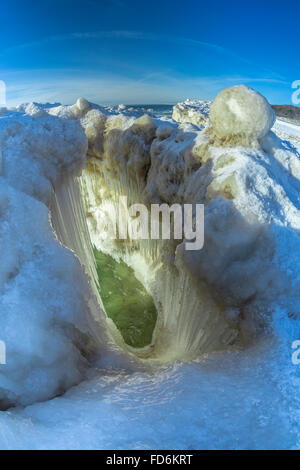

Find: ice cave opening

[50,162,241,362]
[48,86,291,363]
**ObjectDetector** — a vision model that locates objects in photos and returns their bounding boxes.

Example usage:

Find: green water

[94,248,157,349]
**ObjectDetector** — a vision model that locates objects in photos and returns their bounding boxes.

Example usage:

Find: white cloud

[2,69,290,107]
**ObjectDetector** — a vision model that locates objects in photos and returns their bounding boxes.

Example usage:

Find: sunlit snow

[0,87,299,449]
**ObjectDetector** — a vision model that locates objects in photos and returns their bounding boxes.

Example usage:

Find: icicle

[50,173,105,315]
[78,161,239,361]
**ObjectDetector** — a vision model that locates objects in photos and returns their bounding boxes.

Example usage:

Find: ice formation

[209,85,276,144]
[0,104,109,407]
[0,88,300,449]
[172,98,211,126]
[50,89,299,360]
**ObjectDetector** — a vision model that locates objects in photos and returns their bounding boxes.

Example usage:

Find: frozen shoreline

[0,88,299,448]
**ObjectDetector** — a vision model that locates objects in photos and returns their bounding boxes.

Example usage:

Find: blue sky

[0,0,299,105]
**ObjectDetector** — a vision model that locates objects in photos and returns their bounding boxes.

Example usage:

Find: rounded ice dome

[209,85,275,141]
[76,97,91,113]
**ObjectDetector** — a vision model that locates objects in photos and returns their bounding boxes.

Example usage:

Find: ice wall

[0,106,104,407]
[76,86,300,359]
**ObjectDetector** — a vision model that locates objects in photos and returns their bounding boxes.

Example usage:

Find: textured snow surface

[1,337,300,450]
[172,99,211,126]
[0,90,299,448]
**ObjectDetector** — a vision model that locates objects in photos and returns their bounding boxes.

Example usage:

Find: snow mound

[172,99,211,126]
[0,107,107,408]
[209,85,276,144]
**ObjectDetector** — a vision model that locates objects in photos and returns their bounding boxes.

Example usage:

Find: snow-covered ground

[1,337,299,450]
[274,119,300,141]
[0,87,300,449]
